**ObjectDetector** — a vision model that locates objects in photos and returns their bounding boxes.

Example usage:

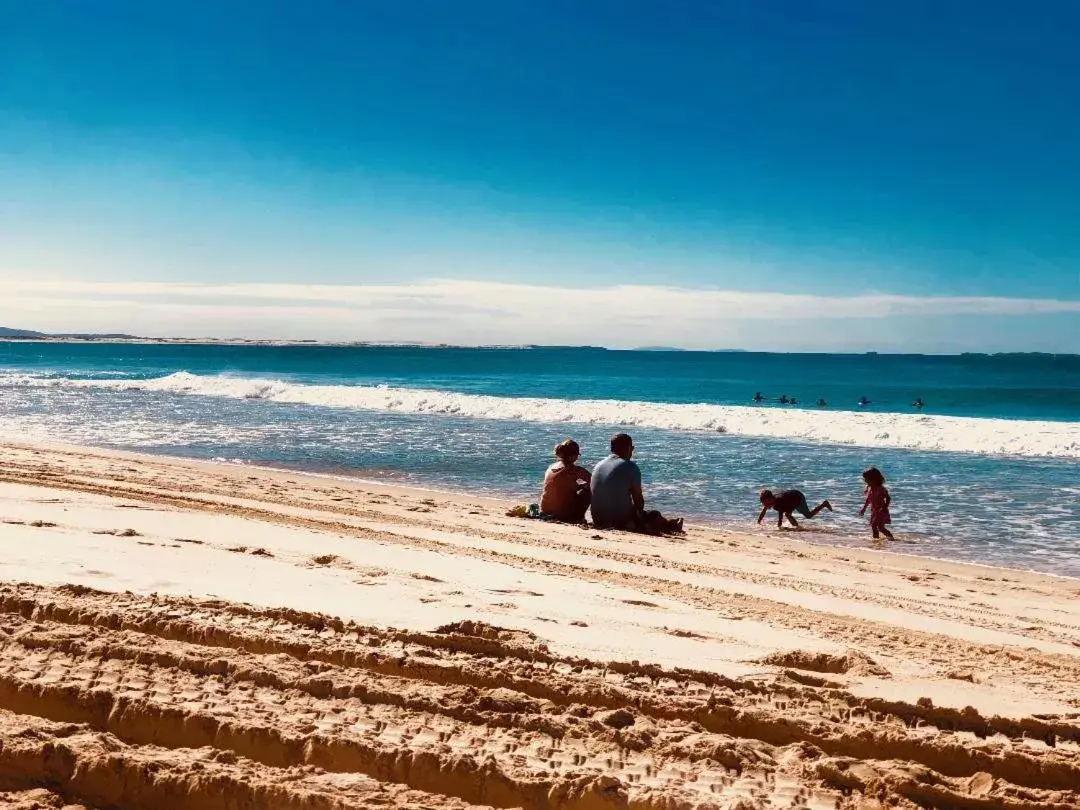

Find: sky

[1,1,1078,351]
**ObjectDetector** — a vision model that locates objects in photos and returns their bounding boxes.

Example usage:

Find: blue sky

[1,1,1078,350]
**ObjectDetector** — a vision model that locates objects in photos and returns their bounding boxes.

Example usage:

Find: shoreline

[182,451,1080,582]
[1,438,1077,651]
[1,440,1079,808]
[13,437,1080,582]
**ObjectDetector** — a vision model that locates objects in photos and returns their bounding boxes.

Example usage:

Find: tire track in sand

[0,583,1077,810]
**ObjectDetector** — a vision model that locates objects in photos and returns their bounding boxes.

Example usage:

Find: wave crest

[8,371,1080,457]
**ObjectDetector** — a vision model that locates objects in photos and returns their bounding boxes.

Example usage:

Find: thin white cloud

[0,279,1077,350]
[7,278,1080,313]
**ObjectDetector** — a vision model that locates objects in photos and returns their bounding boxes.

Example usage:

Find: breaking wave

[9,370,1080,458]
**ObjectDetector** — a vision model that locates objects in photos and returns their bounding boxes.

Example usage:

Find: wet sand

[0,441,1077,809]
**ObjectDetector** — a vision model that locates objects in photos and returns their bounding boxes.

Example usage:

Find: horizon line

[1,333,1077,359]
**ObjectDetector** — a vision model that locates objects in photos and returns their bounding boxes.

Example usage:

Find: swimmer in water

[753,391,764,403]
[779,394,789,404]
[816,398,827,408]
[858,396,871,407]
[912,397,924,409]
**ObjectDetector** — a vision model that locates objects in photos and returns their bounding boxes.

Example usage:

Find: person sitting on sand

[757,489,832,529]
[591,433,683,534]
[539,439,592,523]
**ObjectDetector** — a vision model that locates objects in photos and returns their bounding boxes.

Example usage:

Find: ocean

[1,342,1077,576]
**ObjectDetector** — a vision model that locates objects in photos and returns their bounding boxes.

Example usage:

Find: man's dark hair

[610,432,633,455]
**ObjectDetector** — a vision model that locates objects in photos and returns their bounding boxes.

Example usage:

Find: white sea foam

[8,371,1080,458]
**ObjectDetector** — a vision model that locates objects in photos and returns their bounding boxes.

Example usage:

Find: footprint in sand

[310,554,387,578]
[665,627,707,639]
[622,599,661,608]
[411,574,444,583]
[489,588,543,597]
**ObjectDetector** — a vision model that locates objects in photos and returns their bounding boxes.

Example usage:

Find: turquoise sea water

[1,342,1077,575]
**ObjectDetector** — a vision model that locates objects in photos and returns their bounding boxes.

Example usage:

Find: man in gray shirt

[589,432,646,529]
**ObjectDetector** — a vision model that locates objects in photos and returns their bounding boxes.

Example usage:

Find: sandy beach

[0,440,1077,809]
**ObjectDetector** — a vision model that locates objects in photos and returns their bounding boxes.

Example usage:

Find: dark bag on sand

[640,510,684,535]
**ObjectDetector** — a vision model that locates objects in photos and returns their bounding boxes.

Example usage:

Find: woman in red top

[859,467,895,540]
[540,439,592,523]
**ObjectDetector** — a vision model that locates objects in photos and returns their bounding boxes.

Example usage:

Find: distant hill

[0,326,139,340]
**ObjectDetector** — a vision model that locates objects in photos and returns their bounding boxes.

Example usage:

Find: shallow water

[1,341,1077,577]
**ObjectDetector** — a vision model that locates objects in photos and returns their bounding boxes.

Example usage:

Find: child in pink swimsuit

[859,467,894,540]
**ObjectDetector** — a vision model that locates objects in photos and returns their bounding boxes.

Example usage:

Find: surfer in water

[912,397,925,409]
[858,396,871,407]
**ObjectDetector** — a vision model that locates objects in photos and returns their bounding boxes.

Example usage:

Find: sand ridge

[0,582,1076,809]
